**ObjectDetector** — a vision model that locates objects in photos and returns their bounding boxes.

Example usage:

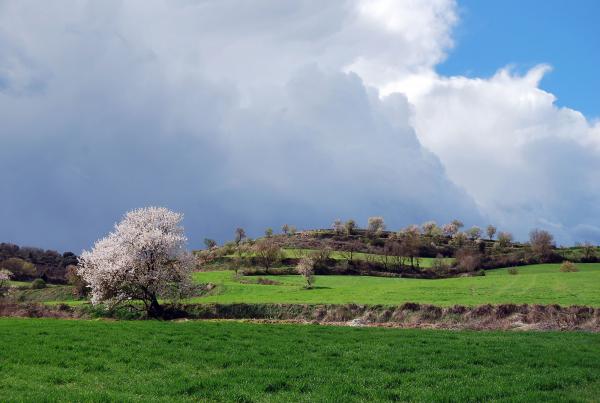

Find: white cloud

[0,0,598,249]
[406,66,600,243]
[0,0,477,251]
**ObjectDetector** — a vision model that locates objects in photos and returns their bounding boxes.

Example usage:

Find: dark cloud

[0,1,478,251]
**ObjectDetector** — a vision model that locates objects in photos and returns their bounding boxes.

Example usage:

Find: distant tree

[486,225,497,240]
[264,228,274,238]
[399,225,421,268]
[233,241,251,275]
[332,219,344,235]
[234,228,247,246]
[253,238,281,273]
[450,232,468,248]
[78,207,194,317]
[497,232,513,248]
[310,246,332,269]
[367,216,386,235]
[0,257,36,279]
[582,242,596,260]
[0,269,11,296]
[431,254,449,271]
[281,224,290,235]
[529,229,555,261]
[421,221,440,237]
[66,265,88,298]
[203,238,217,249]
[288,225,297,235]
[442,223,459,237]
[344,219,356,236]
[467,226,482,240]
[296,257,315,289]
[455,247,481,272]
[340,239,362,261]
[451,220,464,230]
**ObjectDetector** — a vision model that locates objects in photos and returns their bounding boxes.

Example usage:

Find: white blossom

[78,207,194,315]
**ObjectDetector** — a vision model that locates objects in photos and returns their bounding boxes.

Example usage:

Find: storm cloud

[0,0,598,251]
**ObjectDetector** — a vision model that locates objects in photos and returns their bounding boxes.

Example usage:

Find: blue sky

[0,0,599,252]
[440,0,600,118]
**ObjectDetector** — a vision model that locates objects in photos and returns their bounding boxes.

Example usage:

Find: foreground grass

[193,263,600,306]
[1,318,599,402]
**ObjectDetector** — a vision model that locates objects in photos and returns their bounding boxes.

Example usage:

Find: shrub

[559,261,579,272]
[31,278,47,289]
[507,267,519,275]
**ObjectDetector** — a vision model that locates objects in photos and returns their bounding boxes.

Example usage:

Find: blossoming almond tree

[78,207,194,317]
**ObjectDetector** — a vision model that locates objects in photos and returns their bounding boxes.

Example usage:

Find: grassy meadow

[192,263,600,306]
[1,318,599,402]
[227,248,454,268]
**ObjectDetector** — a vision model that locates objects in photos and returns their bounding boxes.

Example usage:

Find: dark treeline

[0,243,78,283]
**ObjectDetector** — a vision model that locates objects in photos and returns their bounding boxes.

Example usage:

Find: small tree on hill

[281,224,290,235]
[310,246,332,270]
[451,220,464,231]
[450,232,468,248]
[332,219,344,235]
[340,239,362,261]
[344,219,356,235]
[0,257,37,279]
[367,216,386,235]
[203,238,217,249]
[421,221,441,237]
[442,223,459,237]
[486,225,497,240]
[399,225,420,268]
[581,242,596,261]
[0,269,11,296]
[265,228,274,238]
[467,226,482,240]
[296,257,315,289]
[497,232,513,249]
[529,229,555,261]
[455,247,481,272]
[78,207,194,317]
[66,265,88,298]
[253,238,281,273]
[234,227,246,246]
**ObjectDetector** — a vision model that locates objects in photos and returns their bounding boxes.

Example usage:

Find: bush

[31,278,47,289]
[507,267,519,275]
[559,261,579,272]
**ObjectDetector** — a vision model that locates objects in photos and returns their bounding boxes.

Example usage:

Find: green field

[225,248,453,268]
[193,263,600,306]
[7,280,30,287]
[1,318,599,401]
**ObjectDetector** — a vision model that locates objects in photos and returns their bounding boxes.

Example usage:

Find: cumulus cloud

[407,66,600,243]
[0,0,477,251]
[1,0,598,250]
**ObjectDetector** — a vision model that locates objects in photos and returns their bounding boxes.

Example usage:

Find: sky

[0,0,599,252]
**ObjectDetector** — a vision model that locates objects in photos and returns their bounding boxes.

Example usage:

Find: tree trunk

[148,295,163,318]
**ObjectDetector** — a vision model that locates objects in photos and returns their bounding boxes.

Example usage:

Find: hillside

[0,243,77,283]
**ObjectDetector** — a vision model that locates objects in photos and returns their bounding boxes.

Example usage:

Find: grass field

[192,263,600,306]
[7,280,30,287]
[1,318,599,401]
[225,248,453,268]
